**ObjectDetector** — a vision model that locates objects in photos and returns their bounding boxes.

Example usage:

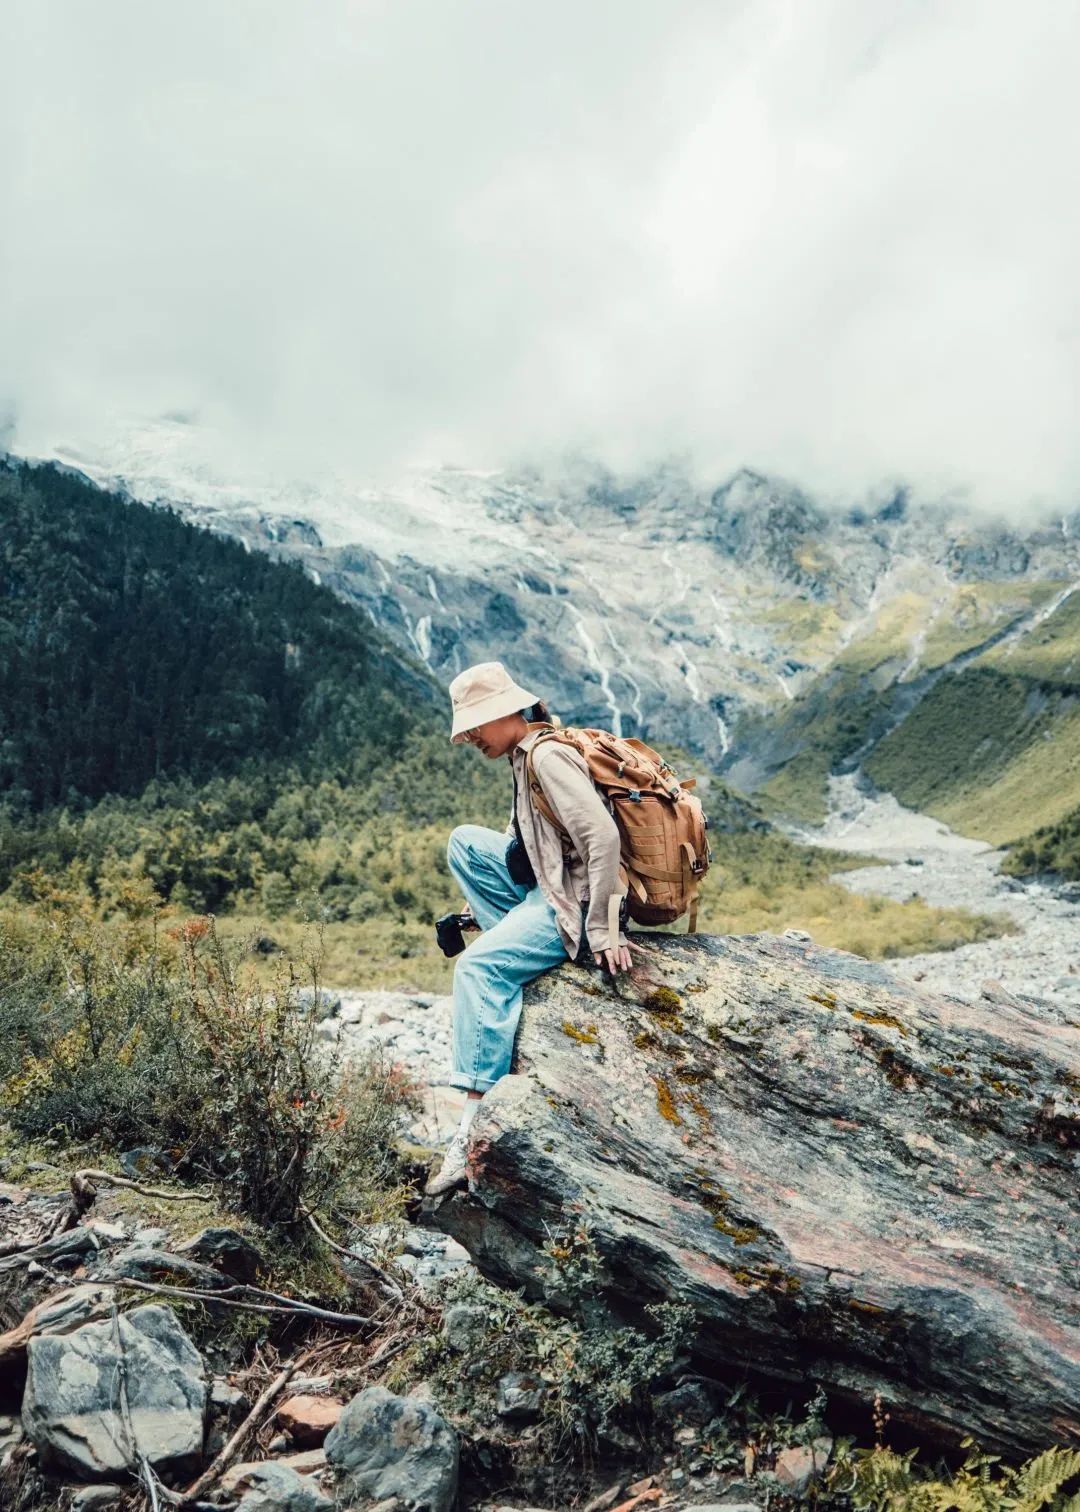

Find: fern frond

[1007,1446,1080,1512]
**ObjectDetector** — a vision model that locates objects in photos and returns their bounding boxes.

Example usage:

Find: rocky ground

[784,771,1080,1007]
[2,930,1075,1511]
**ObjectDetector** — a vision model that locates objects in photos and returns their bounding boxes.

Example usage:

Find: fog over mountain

[3,0,1079,518]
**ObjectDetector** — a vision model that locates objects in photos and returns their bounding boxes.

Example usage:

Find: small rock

[674,1424,699,1445]
[131,1225,169,1247]
[84,1220,127,1243]
[222,1457,328,1493]
[233,1460,334,1512]
[0,1414,25,1459]
[206,1378,253,1454]
[70,1487,125,1511]
[211,1379,252,1420]
[495,1371,545,1423]
[653,1379,717,1425]
[276,1393,343,1447]
[773,1435,833,1494]
[582,1484,624,1512]
[23,1304,207,1479]
[693,1504,763,1512]
[441,1302,488,1354]
[176,1226,264,1283]
[119,1146,173,1178]
[280,1447,328,1476]
[294,987,342,1021]
[268,1433,290,1452]
[95,1246,229,1289]
[325,1384,458,1512]
[0,1284,113,1370]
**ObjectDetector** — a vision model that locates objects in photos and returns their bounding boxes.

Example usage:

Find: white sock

[458,1098,481,1135]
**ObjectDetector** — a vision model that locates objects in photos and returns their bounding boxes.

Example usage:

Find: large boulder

[22,1303,207,1480]
[433,932,1080,1458]
[324,1385,458,1512]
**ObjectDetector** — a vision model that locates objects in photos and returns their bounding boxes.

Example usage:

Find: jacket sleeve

[532,745,627,953]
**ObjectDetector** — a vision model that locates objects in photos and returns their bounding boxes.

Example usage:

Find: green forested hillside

[864,590,1080,854]
[0,460,509,953]
[0,457,434,809]
[0,459,1010,982]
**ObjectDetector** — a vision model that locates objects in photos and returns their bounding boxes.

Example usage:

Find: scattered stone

[495,1372,545,1422]
[583,1485,624,1512]
[441,1302,488,1353]
[280,1448,329,1476]
[131,1226,169,1247]
[325,1385,458,1512]
[84,1220,127,1243]
[95,1245,230,1289]
[210,1379,251,1420]
[222,1450,330,1495]
[176,1226,264,1283]
[294,987,342,1021]
[772,1436,834,1494]
[70,1486,125,1511]
[609,1488,662,1512]
[693,1504,763,1512]
[232,1460,334,1512]
[0,1226,98,1274]
[22,1303,207,1479]
[276,1393,343,1447]
[0,1414,25,1458]
[0,1284,114,1370]
[653,1379,717,1425]
[268,1433,290,1452]
[119,1147,173,1179]
[206,1379,252,1455]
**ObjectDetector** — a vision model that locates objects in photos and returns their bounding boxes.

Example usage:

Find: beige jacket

[506,727,629,960]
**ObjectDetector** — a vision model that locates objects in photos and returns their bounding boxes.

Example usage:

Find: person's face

[461,711,523,759]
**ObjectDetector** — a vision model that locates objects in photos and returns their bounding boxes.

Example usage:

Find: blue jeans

[446,824,570,1093]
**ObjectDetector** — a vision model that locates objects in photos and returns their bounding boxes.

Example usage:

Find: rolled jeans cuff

[448,1071,498,1094]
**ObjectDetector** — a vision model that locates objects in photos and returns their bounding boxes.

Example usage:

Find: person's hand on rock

[595,941,636,975]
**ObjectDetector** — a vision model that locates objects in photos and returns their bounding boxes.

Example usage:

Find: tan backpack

[523,721,712,932]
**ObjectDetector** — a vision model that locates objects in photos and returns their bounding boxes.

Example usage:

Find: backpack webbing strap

[607,893,621,951]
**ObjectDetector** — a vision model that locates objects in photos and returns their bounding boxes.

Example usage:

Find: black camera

[505,835,537,888]
[435,910,480,958]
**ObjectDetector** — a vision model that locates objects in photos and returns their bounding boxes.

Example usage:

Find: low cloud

[2,0,1078,518]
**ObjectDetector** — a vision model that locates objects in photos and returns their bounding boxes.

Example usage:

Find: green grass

[864,587,1080,845]
[1003,801,1080,880]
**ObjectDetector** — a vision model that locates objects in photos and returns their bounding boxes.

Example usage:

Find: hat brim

[450,682,539,742]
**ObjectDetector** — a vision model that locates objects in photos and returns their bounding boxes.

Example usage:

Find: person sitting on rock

[425,659,634,1197]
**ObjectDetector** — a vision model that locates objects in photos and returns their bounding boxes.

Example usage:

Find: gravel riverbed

[783,771,1080,1009]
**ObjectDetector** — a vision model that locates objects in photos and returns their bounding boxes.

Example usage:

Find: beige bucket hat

[448,660,539,743]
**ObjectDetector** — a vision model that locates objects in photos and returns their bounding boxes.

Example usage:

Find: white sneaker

[424,1128,470,1198]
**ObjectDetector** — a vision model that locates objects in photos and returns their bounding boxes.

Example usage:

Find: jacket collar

[510,724,551,760]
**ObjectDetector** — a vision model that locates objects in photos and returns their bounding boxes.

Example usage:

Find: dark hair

[524,699,553,724]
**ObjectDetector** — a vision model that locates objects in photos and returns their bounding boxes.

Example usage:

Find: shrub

[0,894,418,1233]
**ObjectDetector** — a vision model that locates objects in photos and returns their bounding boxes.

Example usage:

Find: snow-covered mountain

[17,419,1080,796]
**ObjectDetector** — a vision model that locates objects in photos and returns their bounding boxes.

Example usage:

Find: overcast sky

[1,0,1078,518]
